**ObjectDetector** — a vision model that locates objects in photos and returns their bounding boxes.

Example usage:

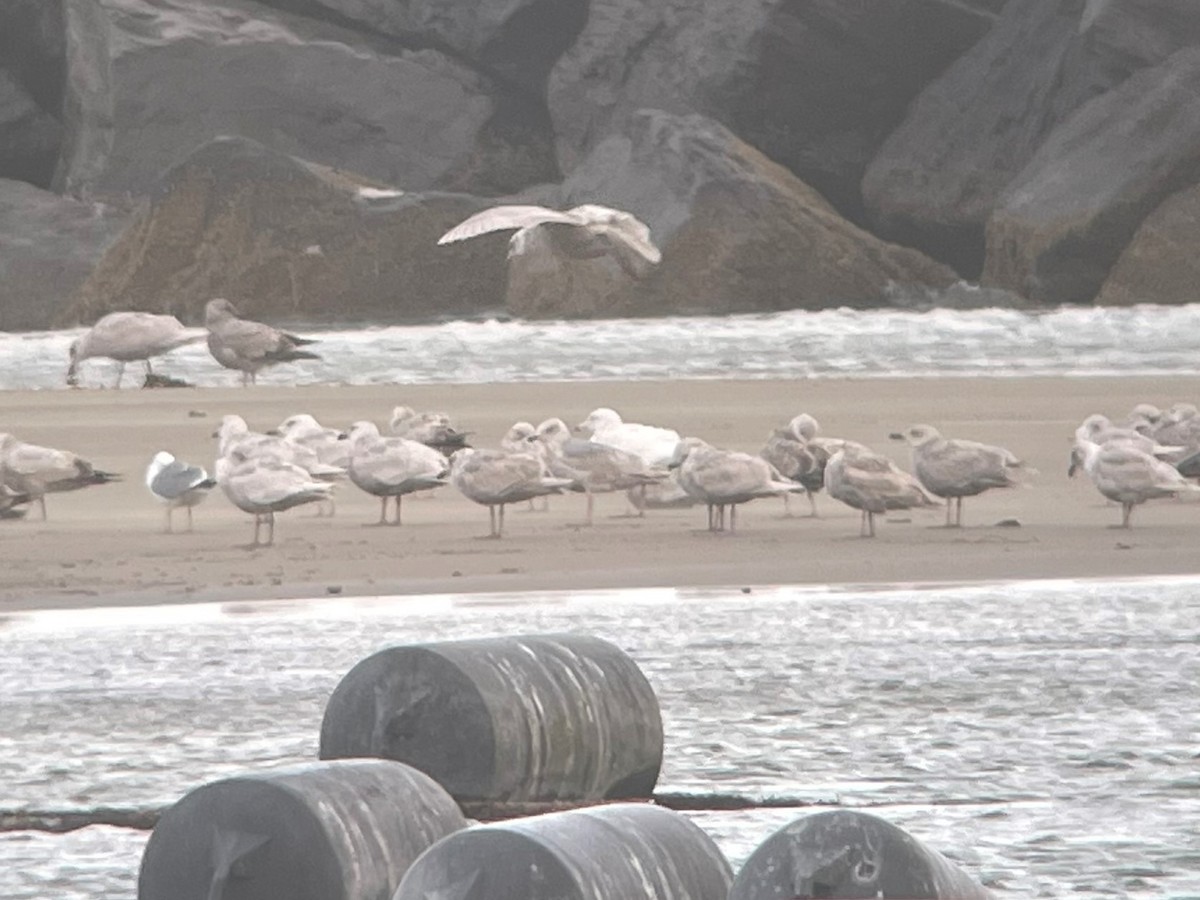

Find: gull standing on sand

[0,433,120,520]
[346,421,450,525]
[390,406,471,454]
[502,421,547,510]
[216,414,345,515]
[891,424,1034,527]
[67,311,206,388]
[825,444,938,538]
[531,418,668,524]
[760,415,822,517]
[1068,414,1181,477]
[271,414,352,469]
[1075,438,1200,528]
[0,484,33,519]
[204,298,320,386]
[449,448,575,538]
[145,451,216,533]
[215,450,334,547]
[575,408,681,468]
[437,204,662,277]
[670,438,803,533]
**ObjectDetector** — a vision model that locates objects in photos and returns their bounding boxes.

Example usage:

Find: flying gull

[0,433,120,520]
[891,424,1034,527]
[438,204,661,277]
[346,421,450,525]
[204,298,320,386]
[145,451,216,533]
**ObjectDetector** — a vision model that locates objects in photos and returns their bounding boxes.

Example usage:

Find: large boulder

[502,109,955,319]
[62,136,509,326]
[52,0,556,201]
[982,47,1200,306]
[0,178,131,330]
[253,0,589,97]
[863,0,1200,276]
[0,0,66,188]
[1094,184,1200,307]
[547,0,996,221]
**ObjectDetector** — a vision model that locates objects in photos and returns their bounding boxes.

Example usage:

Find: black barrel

[138,759,468,900]
[392,802,732,900]
[319,633,663,802]
[729,809,993,899]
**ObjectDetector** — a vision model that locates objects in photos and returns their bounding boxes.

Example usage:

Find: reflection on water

[6,303,1200,390]
[1,577,1198,898]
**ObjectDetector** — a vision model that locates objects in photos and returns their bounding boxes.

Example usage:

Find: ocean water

[6,303,1200,390]
[1,577,1198,898]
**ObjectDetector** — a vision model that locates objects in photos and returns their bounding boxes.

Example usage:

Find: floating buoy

[392,802,732,900]
[729,809,993,899]
[319,633,663,802]
[137,759,467,900]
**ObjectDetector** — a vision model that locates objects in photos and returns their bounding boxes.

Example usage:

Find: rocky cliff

[1,0,1197,328]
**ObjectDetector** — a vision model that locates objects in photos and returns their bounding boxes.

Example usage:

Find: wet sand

[3,376,1200,612]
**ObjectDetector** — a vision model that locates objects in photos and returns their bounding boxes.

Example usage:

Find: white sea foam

[4,303,1200,390]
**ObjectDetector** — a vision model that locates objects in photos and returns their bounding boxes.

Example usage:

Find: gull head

[891,424,942,448]
[788,413,819,441]
[667,436,710,469]
[535,418,571,445]
[276,413,322,439]
[389,406,417,432]
[576,407,622,436]
[347,421,381,446]
[502,421,535,445]
[204,298,239,325]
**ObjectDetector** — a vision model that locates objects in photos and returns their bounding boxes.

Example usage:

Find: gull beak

[337,432,349,441]
[888,432,905,441]
[265,428,282,437]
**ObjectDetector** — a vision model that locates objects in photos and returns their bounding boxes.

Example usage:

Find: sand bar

[3,375,1200,612]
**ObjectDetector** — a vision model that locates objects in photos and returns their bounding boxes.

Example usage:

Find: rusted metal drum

[729,809,994,899]
[318,633,663,802]
[137,759,467,900]
[392,802,732,900]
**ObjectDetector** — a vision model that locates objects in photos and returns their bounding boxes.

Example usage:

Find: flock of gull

[9,204,1200,542]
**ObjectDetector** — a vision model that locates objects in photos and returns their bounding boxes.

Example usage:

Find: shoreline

[4,375,1200,613]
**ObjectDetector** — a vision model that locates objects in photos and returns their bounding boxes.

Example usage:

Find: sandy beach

[3,375,1200,612]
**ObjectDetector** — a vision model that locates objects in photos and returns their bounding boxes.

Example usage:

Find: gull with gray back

[215,450,334,547]
[671,437,804,533]
[1075,437,1200,528]
[449,448,575,538]
[145,451,217,533]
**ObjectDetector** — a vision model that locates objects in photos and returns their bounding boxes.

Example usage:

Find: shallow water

[1,577,1198,898]
[7,303,1200,390]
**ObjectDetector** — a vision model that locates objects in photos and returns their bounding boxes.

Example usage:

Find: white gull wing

[437,206,582,245]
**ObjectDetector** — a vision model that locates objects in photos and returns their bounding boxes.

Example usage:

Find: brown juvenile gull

[891,424,1034,527]
[0,433,120,520]
[204,298,319,386]
[448,448,575,538]
[389,406,471,454]
[670,437,804,534]
[215,450,334,547]
[760,414,825,517]
[67,311,206,388]
[145,451,216,533]
[531,417,668,524]
[1076,437,1200,528]
[437,204,661,277]
[346,421,449,525]
[825,444,938,538]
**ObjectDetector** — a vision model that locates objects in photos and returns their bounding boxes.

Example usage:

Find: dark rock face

[0,0,66,187]
[52,0,557,200]
[0,178,131,330]
[62,136,508,326]
[1095,183,1200,306]
[982,47,1200,305]
[863,0,1200,277]
[548,0,995,222]
[538,110,955,318]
